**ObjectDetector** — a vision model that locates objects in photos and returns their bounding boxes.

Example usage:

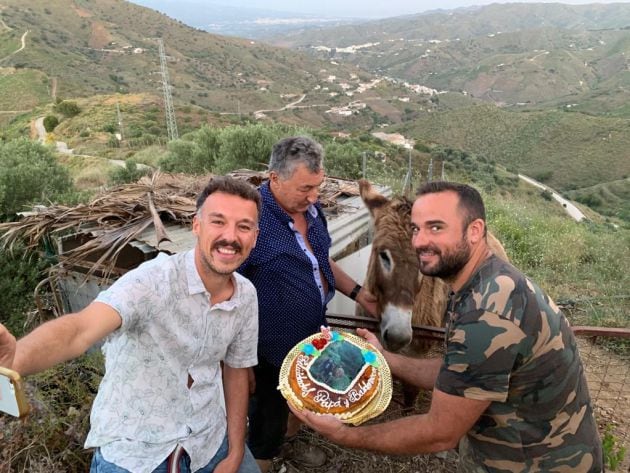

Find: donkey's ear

[359,179,388,215]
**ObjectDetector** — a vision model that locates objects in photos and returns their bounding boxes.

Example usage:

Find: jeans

[90,434,260,473]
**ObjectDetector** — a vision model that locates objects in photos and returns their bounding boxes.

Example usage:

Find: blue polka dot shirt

[238,182,335,367]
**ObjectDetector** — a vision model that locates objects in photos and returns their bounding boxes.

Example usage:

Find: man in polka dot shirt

[239,136,376,472]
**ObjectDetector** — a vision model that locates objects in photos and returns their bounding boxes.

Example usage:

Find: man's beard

[418,237,471,279]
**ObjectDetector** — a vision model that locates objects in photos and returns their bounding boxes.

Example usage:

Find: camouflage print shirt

[435,255,603,473]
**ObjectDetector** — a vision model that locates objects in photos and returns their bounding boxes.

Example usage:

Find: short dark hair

[416,181,486,233]
[269,136,323,179]
[196,176,261,215]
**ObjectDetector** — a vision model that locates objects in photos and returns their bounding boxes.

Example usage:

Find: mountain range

[268,3,630,115]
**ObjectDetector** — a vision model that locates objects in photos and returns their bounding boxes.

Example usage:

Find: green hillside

[397,101,630,192]
[567,178,630,221]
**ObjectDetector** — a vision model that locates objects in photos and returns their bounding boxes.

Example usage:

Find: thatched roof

[0,170,361,278]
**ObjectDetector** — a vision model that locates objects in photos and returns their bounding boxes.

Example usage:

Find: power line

[156,38,178,141]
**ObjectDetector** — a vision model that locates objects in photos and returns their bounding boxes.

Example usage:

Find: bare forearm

[336,411,455,454]
[384,353,442,390]
[330,258,358,297]
[223,366,249,458]
[13,314,92,376]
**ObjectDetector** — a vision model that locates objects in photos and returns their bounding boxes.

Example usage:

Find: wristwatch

[349,284,362,301]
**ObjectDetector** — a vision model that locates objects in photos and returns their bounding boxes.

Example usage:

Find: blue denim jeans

[90,435,260,473]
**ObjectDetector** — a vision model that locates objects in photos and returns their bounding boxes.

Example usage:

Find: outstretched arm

[290,388,490,455]
[8,301,121,376]
[218,364,250,473]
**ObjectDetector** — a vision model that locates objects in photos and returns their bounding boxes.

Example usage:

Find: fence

[326,314,630,471]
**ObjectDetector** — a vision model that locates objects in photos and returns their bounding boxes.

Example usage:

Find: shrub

[43,115,59,132]
[159,126,221,174]
[213,124,283,173]
[532,170,553,182]
[540,189,553,201]
[0,139,73,215]
[109,160,150,185]
[101,123,116,133]
[324,141,362,179]
[0,245,48,336]
[53,100,81,118]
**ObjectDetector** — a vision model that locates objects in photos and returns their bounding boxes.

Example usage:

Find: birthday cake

[278,327,391,425]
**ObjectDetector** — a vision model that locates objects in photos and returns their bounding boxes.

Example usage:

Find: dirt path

[0,29,28,62]
[34,116,151,170]
[253,94,307,119]
[50,77,57,101]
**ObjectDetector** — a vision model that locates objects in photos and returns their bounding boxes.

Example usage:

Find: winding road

[518,174,586,222]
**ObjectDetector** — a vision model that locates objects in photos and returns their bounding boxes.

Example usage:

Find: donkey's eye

[379,250,393,273]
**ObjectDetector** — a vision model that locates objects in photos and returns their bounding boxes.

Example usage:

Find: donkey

[358,179,509,356]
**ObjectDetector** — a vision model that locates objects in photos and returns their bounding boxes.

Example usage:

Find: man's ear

[467,218,486,245]
[192,214,200,237]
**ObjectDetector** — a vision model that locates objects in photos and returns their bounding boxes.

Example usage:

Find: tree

[213,124,283,174]
[43,115,59,132]
[0,139,73,215]
[324,141,362,179]
[159,126,221,174]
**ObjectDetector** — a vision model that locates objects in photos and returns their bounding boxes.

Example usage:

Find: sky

[155,0,629,19]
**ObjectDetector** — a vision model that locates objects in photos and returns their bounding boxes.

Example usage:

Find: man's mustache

[212,240,242,252]
[416,245,441,256]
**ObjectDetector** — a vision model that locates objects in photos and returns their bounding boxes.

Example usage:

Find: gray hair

[269,136,324,179]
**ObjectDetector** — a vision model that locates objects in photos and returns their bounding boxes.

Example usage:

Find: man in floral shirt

[0,176,262,473]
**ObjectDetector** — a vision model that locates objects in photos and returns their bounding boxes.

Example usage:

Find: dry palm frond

[0,171,211,278]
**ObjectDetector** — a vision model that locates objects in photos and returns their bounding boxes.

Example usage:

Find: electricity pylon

[156,38,178,141]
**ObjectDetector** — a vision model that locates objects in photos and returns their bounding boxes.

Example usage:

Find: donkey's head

[359,179,420,352]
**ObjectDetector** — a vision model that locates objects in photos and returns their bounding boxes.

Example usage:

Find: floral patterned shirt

[84,250,259,473]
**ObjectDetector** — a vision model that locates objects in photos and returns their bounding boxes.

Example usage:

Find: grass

[0,31,21,58]
[0,68,50,110]
[485,189,630,328]
[567,178,630,222]
[57,153,116,189]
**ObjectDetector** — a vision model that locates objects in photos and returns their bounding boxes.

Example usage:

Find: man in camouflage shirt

[291,181,603,472]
